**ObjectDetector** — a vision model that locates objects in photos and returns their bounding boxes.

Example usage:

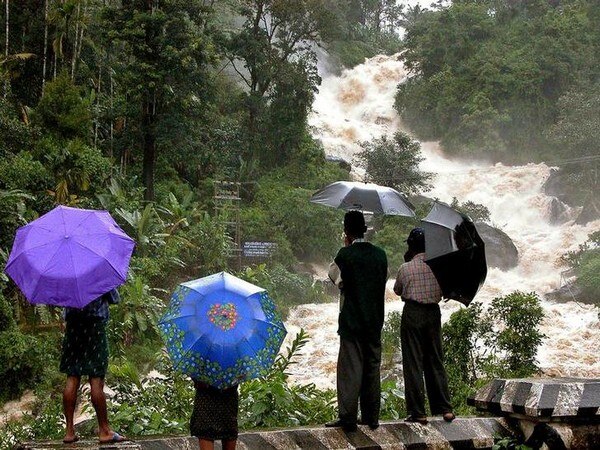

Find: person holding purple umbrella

[4,206,135,443]
[60,289,128,444]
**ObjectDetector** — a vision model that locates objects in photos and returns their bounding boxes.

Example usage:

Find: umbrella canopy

[158,272,287,389]
[422,201,487,306]
[5,205,135,308]
[310,181,415,216]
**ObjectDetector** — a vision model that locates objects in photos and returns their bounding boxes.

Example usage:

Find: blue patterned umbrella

[158,272,287,389]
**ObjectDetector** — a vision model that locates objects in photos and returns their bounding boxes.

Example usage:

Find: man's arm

[393,266,403,296]
[328,261,343,288]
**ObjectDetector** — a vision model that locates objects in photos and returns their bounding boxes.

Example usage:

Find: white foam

[285,54,600,388]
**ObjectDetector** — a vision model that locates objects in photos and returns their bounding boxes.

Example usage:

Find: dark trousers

[337,337,382,424]
[401,301,452,417]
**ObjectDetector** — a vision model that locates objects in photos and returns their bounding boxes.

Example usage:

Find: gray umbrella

[310,181,415,216]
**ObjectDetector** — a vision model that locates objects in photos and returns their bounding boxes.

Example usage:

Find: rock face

[545,282,583,304]
[548,197,571,225]
[475,222,519,271]
[576,196,600,225]
[543,168,600,225]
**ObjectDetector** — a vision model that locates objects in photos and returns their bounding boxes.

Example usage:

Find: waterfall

[285,54,600,389]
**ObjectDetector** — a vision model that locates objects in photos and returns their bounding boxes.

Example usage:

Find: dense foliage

[0,0,411,441]
[0,0,590,445]
[396,0,600,190]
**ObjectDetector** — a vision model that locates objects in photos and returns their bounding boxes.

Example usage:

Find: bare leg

[199,439,215,450]
[89,377,118,441]
[222,439,237,450]
[63,376,81,442]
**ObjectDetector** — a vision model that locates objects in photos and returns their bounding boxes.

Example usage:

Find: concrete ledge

[468,378,600,420]
[16,417,513,450]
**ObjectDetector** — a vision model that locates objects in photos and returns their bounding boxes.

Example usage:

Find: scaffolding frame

[213,181,242,270]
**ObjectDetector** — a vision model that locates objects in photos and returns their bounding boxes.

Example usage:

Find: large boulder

[543,168,600,224]
[548,197,572,225]
[545,281,586,304]
[475,222,519,270]
[576,196,600,225]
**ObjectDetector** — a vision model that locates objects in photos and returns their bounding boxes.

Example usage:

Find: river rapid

[284,54,600,389]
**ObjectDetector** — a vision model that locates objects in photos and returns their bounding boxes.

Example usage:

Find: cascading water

[285,54,600,389]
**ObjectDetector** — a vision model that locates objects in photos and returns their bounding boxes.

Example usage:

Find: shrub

[253,181,342,261]
[578,251,600,304]
[0,330,47,402]
[105,359,193,436]
[33,73,92,140]
[239,330,336,429]
[442,291,545,412]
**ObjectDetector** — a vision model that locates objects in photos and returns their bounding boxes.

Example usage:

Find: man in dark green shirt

[325,210,388,432]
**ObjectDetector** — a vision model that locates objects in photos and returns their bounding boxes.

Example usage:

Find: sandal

[99,432,129,444]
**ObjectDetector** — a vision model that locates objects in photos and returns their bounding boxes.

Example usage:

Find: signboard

[243,241,277,258]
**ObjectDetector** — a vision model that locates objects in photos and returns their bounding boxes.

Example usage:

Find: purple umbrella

[5,205,135,308]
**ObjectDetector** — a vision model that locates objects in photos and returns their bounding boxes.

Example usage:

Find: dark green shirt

[334,242,387,342]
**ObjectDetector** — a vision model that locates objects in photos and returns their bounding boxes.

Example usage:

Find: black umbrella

[422,201,487,306]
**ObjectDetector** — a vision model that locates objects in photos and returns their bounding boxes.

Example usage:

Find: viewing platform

[16,417,512,450]
[16,378,600,449]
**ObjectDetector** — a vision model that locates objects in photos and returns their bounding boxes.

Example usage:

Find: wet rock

[315,278,339,297]
[576,196,600,225]
[545,281,582,303]
[548,197,571,225]
[546,281,598,305]
[325,155,352,172]
[543,168,599,225]
[543,167,569,200]
[475,222,519,270]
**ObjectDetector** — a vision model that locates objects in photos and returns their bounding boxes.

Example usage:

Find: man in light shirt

[394,227,454,424]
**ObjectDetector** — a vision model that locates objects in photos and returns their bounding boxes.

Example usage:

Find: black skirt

[190,382,239,441]
[59,318,109,378]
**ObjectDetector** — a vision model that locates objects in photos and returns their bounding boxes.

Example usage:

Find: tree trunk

[4,0,8,58]
[42,0,48,92]
[4,0,9,98]
[71,1,80,79]
[109,68,114,160]
[142,95,156,201]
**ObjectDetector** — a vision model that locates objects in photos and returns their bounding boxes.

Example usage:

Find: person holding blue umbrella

[159,272,287,450]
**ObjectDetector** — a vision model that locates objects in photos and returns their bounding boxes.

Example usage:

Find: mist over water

[286,54,600,389]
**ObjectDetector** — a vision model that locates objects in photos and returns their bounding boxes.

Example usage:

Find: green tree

[33,72,91,140]
[224,0,334,169]
[101,0,217,200]
[396,0,598,163]
[355,131,432,195]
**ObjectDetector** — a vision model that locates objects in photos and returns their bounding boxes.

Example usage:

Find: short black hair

[406,227,425,253]
[344,210,367,237]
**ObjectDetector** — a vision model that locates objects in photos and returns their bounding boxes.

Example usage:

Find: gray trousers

[401,301,452,417]
[337,337,382,424]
